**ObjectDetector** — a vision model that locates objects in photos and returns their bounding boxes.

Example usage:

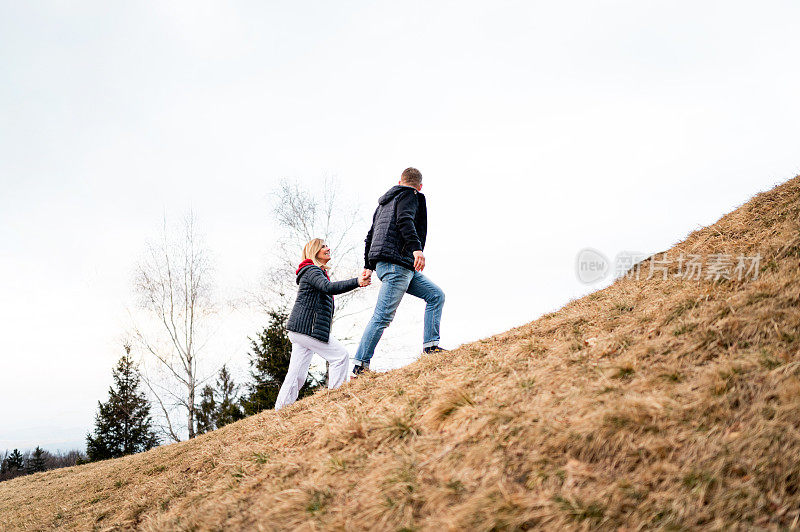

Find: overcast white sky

[2,1,799,453]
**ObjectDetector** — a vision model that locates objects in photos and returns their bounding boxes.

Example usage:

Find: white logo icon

[575,248,610,284]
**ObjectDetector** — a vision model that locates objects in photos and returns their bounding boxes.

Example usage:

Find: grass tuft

[306,489,332,515]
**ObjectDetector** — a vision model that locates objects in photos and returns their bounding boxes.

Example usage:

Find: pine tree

[240,308,320,414]
[6,449,23,471]
[194,385,216,435]
[86,345,160,461]
[195,365,245,435]
[215,364,244,428]
[26,446,47,474]
[1,449,23,480]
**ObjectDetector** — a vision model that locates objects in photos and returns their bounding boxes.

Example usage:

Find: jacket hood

[378,185,420,206]
[295,259,330,284]
[296,259,315,275]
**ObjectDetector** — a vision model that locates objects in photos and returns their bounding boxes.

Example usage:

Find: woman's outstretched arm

[304,267,359,295]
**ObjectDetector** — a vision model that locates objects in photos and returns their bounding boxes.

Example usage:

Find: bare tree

[259,177,367,323]
[131,213,214,442]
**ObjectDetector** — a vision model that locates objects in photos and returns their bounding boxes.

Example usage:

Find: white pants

[274,331,350,410]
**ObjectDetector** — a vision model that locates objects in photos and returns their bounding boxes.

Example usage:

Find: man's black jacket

[363,185,427,271]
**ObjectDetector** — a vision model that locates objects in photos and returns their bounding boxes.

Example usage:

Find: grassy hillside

[2,176,799,531]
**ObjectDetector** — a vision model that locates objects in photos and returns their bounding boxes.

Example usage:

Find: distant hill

[2,175,799,530]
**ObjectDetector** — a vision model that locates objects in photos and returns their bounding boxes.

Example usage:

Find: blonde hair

[302,238,329,271]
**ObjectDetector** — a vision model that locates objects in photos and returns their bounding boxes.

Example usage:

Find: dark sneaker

[351,364,369,378]
[423,345,448,354]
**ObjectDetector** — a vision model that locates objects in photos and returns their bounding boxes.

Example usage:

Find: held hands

[413,250,425,272]
[358,269,372,287]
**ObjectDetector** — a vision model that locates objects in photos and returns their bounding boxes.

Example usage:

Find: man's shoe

[423,345,448,354]
[351,364,369,378]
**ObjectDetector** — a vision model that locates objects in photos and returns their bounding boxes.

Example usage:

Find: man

[353,167,446,375]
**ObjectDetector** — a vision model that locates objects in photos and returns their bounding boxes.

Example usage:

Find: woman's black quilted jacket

[286,265,359,342]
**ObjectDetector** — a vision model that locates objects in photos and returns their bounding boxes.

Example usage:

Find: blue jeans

[354,261,445,368]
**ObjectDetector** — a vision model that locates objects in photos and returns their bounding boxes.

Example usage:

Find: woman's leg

[274,333,315,410]
[288,333,351,390]
[319,337,350,389]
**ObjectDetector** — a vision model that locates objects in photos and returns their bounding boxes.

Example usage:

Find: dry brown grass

[2,176,800,531]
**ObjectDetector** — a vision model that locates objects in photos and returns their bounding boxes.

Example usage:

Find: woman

[275,238,370,410]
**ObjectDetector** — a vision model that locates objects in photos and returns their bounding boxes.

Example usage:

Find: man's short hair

[401,167,422,187]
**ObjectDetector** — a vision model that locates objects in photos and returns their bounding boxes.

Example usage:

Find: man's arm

[363,207,378,270]
[395,191,422,253]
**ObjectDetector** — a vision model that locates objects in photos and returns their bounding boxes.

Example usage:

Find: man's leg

[354,262,413,368]
[406,271,445,349]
